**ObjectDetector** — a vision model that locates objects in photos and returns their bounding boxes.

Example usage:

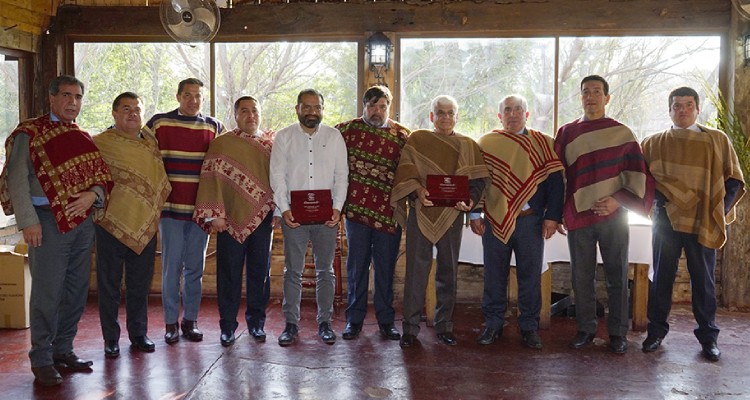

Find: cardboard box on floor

[0,241,30,329]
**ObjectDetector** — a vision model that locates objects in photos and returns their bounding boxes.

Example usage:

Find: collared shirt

[362,116,389,129]
[673,123,701,132]
[270,122,349,214]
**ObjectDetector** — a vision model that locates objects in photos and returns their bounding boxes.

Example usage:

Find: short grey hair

[499,95,528,113]
[431,95,459,114]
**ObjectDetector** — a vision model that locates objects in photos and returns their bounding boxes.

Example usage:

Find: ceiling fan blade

[168,22,195,38]
[193,7,217,29]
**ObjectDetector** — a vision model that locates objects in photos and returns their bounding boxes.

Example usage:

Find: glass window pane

[401,38,556,138]
[0,57,19,157]
[558,36,720,139]
[215,42,357,132]
[74,43,210,134]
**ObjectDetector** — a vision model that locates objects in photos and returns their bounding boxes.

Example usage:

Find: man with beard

[336,86,410,341]
[270,89,348,346]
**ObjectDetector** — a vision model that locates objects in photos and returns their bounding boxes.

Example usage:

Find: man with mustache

[470,94,564,349]
[0,75,112,386]
[270,89,348,345]
[336,86,410,341]
[554,75,653,354]
[641,86,744,361]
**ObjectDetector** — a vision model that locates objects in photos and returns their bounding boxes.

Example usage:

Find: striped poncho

[478,128,564,243]
[144,108,225,221]
[641,124,745,249]
[554,117,654,231]
[337,117,410,235]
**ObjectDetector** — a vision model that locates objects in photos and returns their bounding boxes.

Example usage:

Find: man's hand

[455,199,473,212]
[23,224,42,247]
[282,210,300,228]
[470,218,484,236]
[542,220,558,239]
[325,209,341,228]
[416,187,434,207]
[65,191,98,218]
[591,196,620,216]
[212,218,227,233]
[271,216,282,229]
[556,222,567,236]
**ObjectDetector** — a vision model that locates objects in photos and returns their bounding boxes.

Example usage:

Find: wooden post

[631,263,649,331]
[539,267,552,329]
[425,259,436,327]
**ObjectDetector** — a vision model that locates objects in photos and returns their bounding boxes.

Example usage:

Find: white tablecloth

[456,217,653,277]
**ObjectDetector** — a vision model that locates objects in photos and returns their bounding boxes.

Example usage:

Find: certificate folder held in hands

[426,175,470,207]
[290,189,333,225]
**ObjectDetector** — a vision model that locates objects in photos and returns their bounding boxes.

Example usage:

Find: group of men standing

[1,72,744,388]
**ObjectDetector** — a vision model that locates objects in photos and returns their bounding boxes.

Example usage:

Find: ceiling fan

[160,0,221,45]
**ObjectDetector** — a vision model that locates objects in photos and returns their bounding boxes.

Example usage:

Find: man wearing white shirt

[270,89,349,346]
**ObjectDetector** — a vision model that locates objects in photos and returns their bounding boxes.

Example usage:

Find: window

[0,55,20,157]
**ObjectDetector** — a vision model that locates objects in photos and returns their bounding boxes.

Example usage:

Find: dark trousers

[344,219,401,325]
[481,214,544,331]
[28,209,94,368]
[647,205,719,343]
[402,208,463,336]
[567,211,630,336]
[95,225,156,341]
[216,212,274,333]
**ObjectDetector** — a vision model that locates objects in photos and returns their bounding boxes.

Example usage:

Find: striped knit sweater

[144,108,225,220]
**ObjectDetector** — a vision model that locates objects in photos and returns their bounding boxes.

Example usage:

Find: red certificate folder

[426,175,470,207]
[290,189,333,225]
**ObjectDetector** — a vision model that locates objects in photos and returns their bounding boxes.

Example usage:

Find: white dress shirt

[270,122,349,214]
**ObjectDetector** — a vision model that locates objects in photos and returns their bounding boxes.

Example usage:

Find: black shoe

[52,352,93,370]
[31,365,62,386]
[181,319,204,342]
[609,335,628,354]
[437,332,457,346]
[701,341,721,361]
[522,330,543,349]
[569,331,596,349]
[318,322,336,344]
[342,323,362,340]
[378,323,401,340]
[130,336,155,352]
[220,330,236,347]
[400,334,417,348]
[641,335,663,353]
[278,323,299,346]
[104,340,120,358]
[165,323,180,344]
[476,327,502,345]
[251,327,266,343]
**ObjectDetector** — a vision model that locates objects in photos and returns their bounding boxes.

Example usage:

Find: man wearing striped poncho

[640,87,744,361]
[470,95,564,349]
[554,75,654,355]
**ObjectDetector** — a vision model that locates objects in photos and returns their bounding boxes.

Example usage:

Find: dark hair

[297,89,324,107]
[581,75,609,96]
[49,75,84,96]
[669,86,700,108]
[112,92,141,111]
[234,95,260,114]
[363,85,392,106]
[177,78,204,95]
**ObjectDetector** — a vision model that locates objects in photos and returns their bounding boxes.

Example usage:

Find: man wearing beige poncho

[93,92,171,358]
[392,95,489,347]
[641,86,745,361]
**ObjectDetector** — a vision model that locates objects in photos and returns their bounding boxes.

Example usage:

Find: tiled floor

[2,295,750,399]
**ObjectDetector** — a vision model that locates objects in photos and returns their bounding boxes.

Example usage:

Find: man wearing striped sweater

[144,78,226,344]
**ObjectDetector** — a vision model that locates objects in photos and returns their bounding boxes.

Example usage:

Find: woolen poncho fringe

[93,128,171,254]
[193,129,275,243]
[554,117,654,231]
[641,124,745,249]
[391,129,489,244]
[479,128,564,244]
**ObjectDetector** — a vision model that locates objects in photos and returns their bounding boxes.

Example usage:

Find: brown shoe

[165,323,180,344]
[181,319,204,341]
[32,365,62,386]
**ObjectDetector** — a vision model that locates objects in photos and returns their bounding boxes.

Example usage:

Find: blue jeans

[481,215,544,331]
[344,219,401,325]
[647,204,719,343]
[159,218,210,324]
[216,212,274,333]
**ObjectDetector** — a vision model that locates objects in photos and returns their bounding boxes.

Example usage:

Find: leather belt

[517,209,533,218]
